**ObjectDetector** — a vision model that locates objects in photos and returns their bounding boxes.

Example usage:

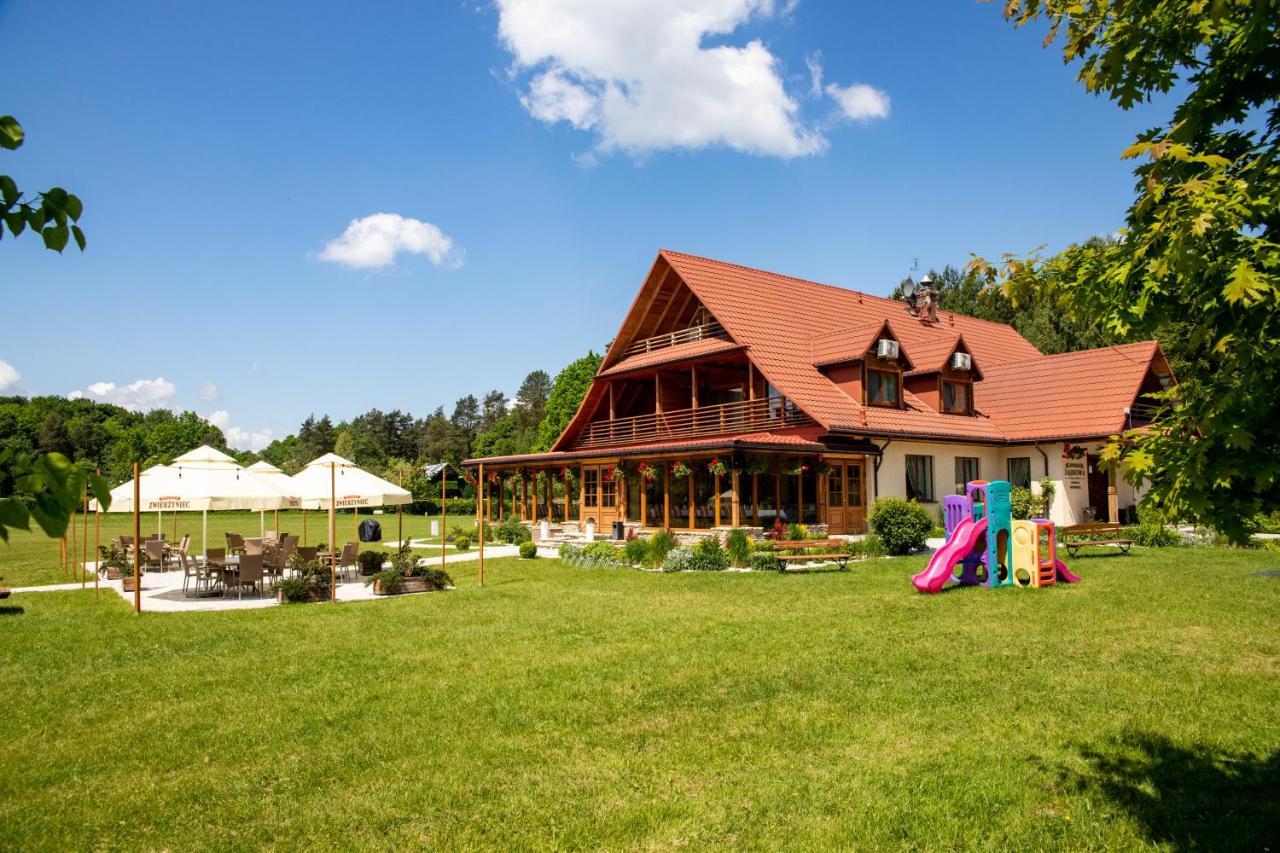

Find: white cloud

[0,360,20,393]
[68,377,176,411]
[805,51,824,98]
[206,409,273,452]
[496,0,831,159]
[826,81,890,121]
[198,381,220,402]
[318,213,462,270]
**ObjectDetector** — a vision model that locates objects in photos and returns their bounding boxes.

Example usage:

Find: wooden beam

[625,264,674,348]
[714,473,721,528]
[691,364,698,409]
[663,466,670,530]
[646,274,686,340]
[688,473,695,532]
[731,469,740,528]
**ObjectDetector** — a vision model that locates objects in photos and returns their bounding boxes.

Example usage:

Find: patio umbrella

[246,460,301,537]
[95,446,293,556]
[290,454,412,595]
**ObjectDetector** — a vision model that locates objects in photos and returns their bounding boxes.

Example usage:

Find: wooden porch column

[563,472,570,523]
[579,469,586,522]
[1107,466,1118,523]
[688,471,695,532]
[531,474,538,524]
[714,472,721,527]
[663,466,671,530]
[731,469,740,527]
[752,473,760,526]
[691,365,698,408]
[797,470,804,527]
[640,474,647,527]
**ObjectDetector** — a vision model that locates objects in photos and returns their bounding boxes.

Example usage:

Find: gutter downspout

[872,439,892,502]
[1034,442,1051,518]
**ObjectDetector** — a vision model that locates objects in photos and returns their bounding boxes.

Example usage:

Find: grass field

[1,545,1277,849]
[0,509,477,588]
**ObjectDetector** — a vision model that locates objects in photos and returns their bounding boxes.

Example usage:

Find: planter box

[121,576,139,592]
[106,569,122,580]
[276,588,330,604]
[372,577,443,596]
[0,588,10,600]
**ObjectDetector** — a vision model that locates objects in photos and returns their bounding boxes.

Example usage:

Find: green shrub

[453,535,471,551]
[725,528,751,567]
[840,539,861,558]
[662,546,695,572]
[558,543,584,563]
[495,517,531,544]
[859,533,886,558]
[583,542,623,566]
[787,523,807,541]
[1010,486,1037,520]
[868,498,934,555]
[359,550,389,575]
[928,526,946,539]
[518,540,538,559]
[748,551,781,571]
[623,537,649,565]
[275,558,330,602]
[647,530,678,569]
[689,537,729,571]
[1129,522,1181,547]
[1254,510,1280,534]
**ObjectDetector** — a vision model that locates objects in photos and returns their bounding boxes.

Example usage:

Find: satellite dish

[901,278,916,298]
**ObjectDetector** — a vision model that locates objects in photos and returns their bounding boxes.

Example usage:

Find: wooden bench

[1060,522,1132,557]
[768,539,849,572]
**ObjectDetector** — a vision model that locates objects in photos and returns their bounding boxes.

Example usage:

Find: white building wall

[872,439,1148,527]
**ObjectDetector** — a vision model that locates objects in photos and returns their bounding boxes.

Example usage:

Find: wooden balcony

[573,396,812,450]
[621,321,728,358]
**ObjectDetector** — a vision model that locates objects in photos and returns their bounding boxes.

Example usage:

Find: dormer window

[941,379,971,414]
[866,369,900,407]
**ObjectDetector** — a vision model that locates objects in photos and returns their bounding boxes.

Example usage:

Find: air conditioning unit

[875,339,899,360]
[950,352,972,371]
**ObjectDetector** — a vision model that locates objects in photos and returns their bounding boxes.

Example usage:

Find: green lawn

[1,547,1277,849]
[0,509,476,588]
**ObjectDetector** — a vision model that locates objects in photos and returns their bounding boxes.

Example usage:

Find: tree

[975,0,1280,540]
[297,414,336,460]
[515,370,552,420]
[1,115,86,252]
[534,351,602,451]
[480,390,509,434]
[36,413,71,456]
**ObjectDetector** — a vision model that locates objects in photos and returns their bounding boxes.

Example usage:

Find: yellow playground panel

[1011,519,1057,588]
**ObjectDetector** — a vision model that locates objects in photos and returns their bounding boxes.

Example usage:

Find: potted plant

[97,543,130,580]
[119,560,140,592]
[358,549,389,576]
[706,457,727,477]
[370,544,453,595]
[275,554,331,603]
[636,462,659,483]
[671,460,692,479]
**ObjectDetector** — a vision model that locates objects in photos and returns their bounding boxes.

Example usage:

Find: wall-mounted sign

[1064,460,1086,490]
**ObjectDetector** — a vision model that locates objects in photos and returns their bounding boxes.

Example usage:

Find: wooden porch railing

[573,396,812,449]
[621,321,728,358]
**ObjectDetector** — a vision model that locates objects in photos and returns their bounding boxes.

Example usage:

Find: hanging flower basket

[706,457,728,477]
[463,470,478,486]
[561,466,577,484]
[487,471,501,485]
[786,461,809,477]
[604,464,625,482]
[636,462,658,483]
[815,462,834,477]
[671,460,692,479]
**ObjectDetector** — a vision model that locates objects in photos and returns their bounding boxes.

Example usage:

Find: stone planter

[372,577,443,596]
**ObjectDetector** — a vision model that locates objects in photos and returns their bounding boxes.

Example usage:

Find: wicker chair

[143,540,166,574]
[226,553,264,599]
[243,538,264,556]
[337,542,359,582]
[225,532,245,556]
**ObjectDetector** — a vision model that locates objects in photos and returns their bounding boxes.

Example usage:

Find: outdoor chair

[226,553,264,599]
[243,538,264,556]
[178,552,212,598]
[294,546,318,572]
[337,542,359,582]
[263,545,286,580]
[143,540,166,573]
[226,532,245,556]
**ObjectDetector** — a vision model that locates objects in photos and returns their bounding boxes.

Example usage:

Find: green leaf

[71,224,86,251]
[43,187,68,208]
[88,472,111,511]
[4,211,24,237]
[42,224,68,252]
[0,115,23,150]
[27,207,45,231]
[0,175,16,206]
[1223,260,1265,304]
[0,496,30,536]
[64,193,83,222]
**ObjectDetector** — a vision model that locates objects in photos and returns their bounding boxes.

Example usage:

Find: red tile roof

[977,341,1164,441]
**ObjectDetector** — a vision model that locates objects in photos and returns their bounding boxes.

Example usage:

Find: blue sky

[1,0,1175,450]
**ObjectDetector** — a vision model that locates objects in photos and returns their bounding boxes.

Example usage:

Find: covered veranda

[463,433,881,537]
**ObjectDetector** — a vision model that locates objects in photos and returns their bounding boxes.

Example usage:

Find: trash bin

[358,518,382,542]
[612,520,626,540]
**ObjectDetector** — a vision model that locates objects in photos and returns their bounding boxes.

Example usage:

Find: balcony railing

[621,321,729,358]
[574,396,812,450]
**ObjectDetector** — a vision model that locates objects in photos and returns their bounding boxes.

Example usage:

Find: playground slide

[912,516,988,594]
[1054,559,1081,584]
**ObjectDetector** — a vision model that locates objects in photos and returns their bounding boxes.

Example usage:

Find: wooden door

[825,460,867,534]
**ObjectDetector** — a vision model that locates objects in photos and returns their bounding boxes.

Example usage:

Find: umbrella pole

[202,510,208,559]
[274,509,279,537]
[477,463,485,587]
[172,510,178,544]
[133,464,141,614]
[81,484,89,588]
[329,463,336,601]
[69,497,77,582]
[303,509,307,546]
[260,510,265,539]
[440,467,446,575]
[94,473,100,600]
[398,471,403,548]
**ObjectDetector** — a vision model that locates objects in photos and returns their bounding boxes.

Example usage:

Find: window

[601,470,616,508]
[905,455,935,502]
[828,469,844,508]
[866,369,900,407]
[583,468,599,507]
[1007,457,1032,489]
[847,463,863,507]
[955,457,979,490]
[941,380,971,414]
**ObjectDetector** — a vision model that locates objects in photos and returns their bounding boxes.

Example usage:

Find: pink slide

[913,517,987,594]
[1054,559,1081,584]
